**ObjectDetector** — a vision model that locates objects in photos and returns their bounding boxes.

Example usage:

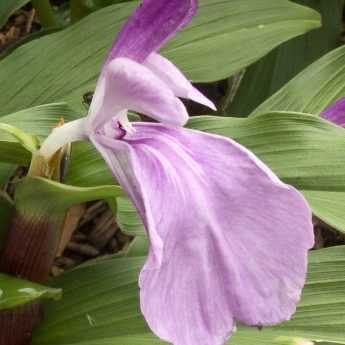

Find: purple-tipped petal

[91,123,313,345]
[106,0,197,63]
[87,58,189,130]
[320,97,345,126]
[144,53,217,110]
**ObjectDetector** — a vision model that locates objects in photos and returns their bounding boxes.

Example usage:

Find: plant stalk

[0,185,66,344]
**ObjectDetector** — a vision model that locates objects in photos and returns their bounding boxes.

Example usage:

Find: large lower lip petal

[91,123,313,345]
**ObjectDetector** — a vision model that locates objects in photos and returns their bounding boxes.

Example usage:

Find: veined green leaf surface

[117,197,145,237]
[32,246,345,344]
[252,44,345,116]
[0,0,320,115]
[228,0,344,116]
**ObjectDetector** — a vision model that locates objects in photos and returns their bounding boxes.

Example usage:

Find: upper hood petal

[91,123,314,345]
[106,0,197,64]
[87,58,189,131]
[320,97,345,126]
[144,53,216,110]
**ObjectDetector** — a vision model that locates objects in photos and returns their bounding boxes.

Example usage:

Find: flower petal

[320,97,345,126]
[87,58,188,131]
[92,123,313,345]
[144,53,217,110]
[106,0,197,63]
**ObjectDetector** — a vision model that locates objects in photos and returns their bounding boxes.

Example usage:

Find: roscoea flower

[40,1,314,344]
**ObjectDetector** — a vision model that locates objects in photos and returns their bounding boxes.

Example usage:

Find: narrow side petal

[106,0,197,63]
[92,124,313,345]
[144,53,217,110]
[320,97,345,126]
[87,58,188,131]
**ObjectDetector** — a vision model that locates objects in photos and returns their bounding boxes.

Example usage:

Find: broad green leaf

[32,246,345,344]
[66,141,113,186]
[117,197,145,237]
[125,236,149,257]
[0,0,30,28]
[0,0,320,115]
[0,103,79,165]
[228,0,344,116]
[70,0,134,21]
[252,44,345,116]
[0,273,61,310]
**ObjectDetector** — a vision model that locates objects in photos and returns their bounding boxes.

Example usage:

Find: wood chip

[57,204,86,257]
[25,9,36,34]
[66,242,100,257]
[55,256,77,269]
[88,209,118,248]
[51,266,64,277]
[108,238,120,252]
[79,201,107,227]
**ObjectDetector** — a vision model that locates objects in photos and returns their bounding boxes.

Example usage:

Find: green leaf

[0,103,80,165]
[227,0,344,116]
[117,197,145,237]
[32,246,345,344]
[17,176,124,215]
[70,0,134,21]
[0,0,30,28]
[65,142,113,186]
[0,0,320,115]
[125,236,149,257]
[252,43,345,116]
[0,273,61,310]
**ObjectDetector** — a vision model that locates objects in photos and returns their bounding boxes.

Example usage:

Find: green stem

[31,0,58,28]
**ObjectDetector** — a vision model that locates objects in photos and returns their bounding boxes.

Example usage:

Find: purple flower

[40,1,314,344]
[321,97,345,126]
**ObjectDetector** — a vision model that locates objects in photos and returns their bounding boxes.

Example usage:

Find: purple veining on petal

[320,97,345,127]
[90,123,314,345]
[106,0,197,64]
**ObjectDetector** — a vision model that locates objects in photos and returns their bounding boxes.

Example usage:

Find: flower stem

[31,0,58,28]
